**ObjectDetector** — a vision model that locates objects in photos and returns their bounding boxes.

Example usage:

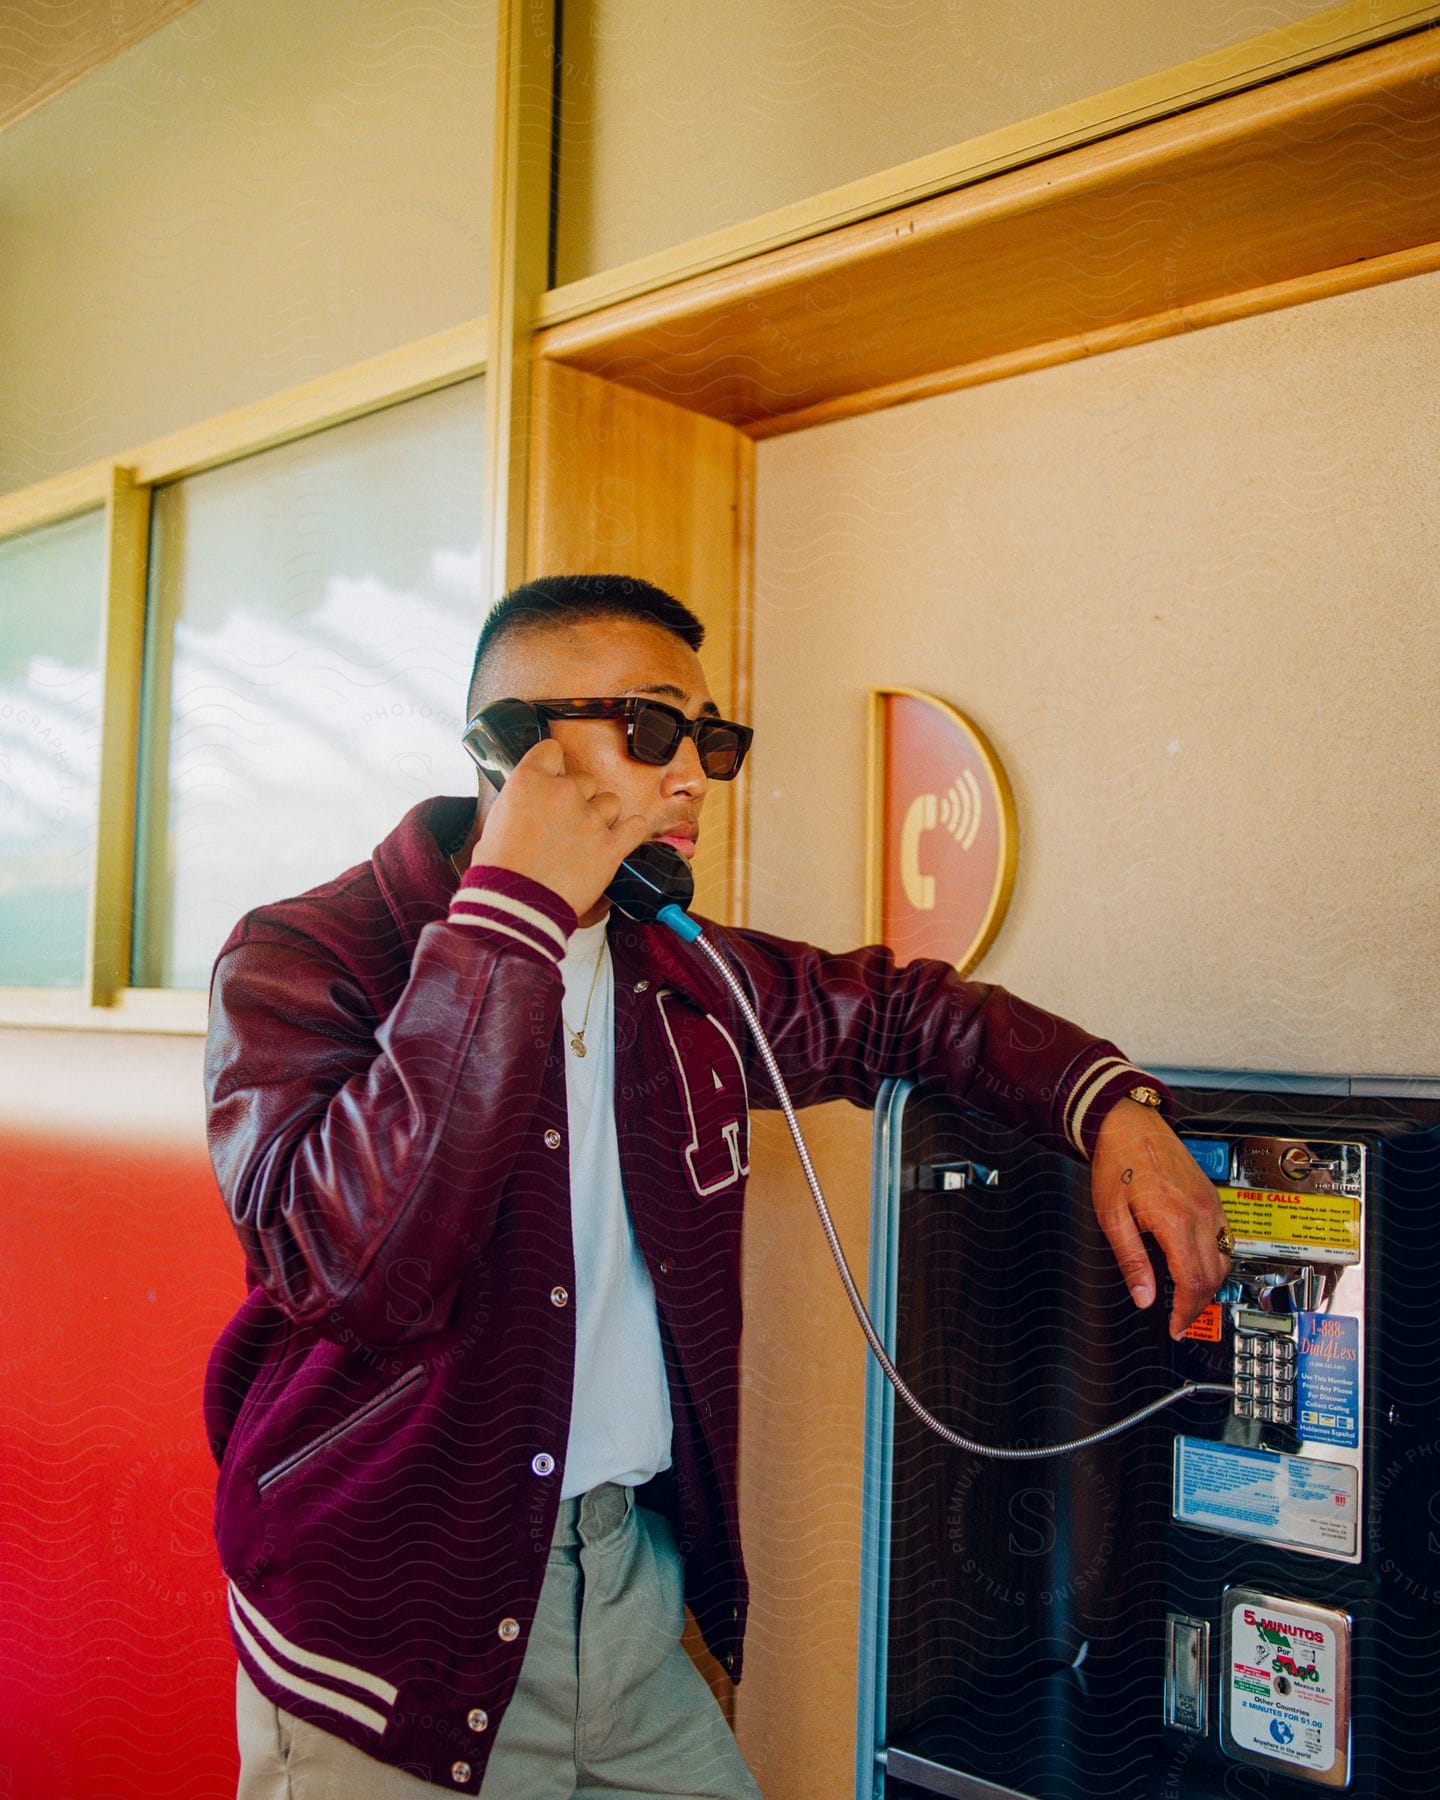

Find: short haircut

[466,573,705,719]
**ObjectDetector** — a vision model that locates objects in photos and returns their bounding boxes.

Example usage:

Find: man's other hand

[1090,1097,1232,1339]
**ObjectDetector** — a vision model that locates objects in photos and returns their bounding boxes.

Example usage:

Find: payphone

[856,1079,1440,1800]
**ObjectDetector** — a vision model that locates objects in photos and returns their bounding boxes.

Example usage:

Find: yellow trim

[865,688,1019,977]
[486,0,556,598]
[131,320,488,487]
[0,462,113,541]
[0,987,208,1034]
[87,466,151,1006]
[0,322,487,541]
[537,0,1440,329]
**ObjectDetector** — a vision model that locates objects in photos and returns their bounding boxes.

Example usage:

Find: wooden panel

[536,31,1440,431]
[526,360,753,925]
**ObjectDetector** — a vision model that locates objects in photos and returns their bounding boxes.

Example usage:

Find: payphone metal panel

[858,1076,1440,1800]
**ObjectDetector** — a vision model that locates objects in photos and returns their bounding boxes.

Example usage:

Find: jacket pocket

[256,1362,427,1495]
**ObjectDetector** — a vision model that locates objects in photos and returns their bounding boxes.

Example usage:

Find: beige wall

[555,0,1331,284]
[736,268,1440,1794]
[0,0,495,493]
[0,1027,205,1144]
[750,269,1440,1077]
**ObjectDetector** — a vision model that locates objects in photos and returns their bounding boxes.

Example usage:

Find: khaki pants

[236,1484,762,1799]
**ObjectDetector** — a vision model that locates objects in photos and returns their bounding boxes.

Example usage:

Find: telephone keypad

[1231,1317,1298,1425]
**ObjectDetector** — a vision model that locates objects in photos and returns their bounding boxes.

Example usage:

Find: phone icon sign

[870,689,1017,976]
[900,772,985,911]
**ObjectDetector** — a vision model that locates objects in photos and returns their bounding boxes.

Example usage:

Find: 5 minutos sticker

[1222,1589,1351,1784]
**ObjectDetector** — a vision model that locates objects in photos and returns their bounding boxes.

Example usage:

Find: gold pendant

[569,1033,587,1058]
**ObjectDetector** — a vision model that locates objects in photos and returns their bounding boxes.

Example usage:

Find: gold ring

[1216,1226,1236,1257]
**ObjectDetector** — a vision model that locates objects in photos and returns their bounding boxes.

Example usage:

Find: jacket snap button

[531,1452,555,1477]
[633,979,650,993]
[498,1616,520,1642]
[451,1762,471,1783]
[658,1259,673,1276]
[549,1285,569,1307]
[543,1128,562,1149]
[467,1707,489,1732]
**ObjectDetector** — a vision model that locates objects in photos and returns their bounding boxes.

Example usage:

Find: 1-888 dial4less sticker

[1221,1587,1352,1788]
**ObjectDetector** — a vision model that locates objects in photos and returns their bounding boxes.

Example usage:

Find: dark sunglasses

[533,696,753,780]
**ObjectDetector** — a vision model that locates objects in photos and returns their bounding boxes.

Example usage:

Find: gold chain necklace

[561,933,607,1058]
[449,844,606,1058]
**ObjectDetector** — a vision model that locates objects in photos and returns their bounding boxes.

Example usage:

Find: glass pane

[134,378,485,989]
[0,510,105,987]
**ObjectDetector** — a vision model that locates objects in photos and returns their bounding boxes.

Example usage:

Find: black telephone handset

[460,698,695,924]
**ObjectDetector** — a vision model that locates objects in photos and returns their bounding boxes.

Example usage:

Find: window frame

[0,320,487,1032]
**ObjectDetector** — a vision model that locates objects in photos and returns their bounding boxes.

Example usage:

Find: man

[204,574,1229,1798]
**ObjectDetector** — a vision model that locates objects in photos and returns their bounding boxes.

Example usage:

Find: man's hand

[1091,1097,1232,1339]
[470,740,651,918]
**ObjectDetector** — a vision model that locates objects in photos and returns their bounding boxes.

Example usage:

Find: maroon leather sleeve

[708,921,1159,1158]
[205,877,576,1345]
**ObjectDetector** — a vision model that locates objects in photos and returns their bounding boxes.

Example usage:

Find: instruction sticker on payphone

[1169,1135,1367,1564]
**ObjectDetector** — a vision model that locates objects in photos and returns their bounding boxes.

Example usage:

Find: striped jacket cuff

[447,865,577,965]
[1057,1049,1175,1160]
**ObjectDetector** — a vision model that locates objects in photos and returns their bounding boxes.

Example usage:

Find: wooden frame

[536,30,1440,437]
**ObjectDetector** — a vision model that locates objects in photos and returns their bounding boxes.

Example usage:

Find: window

[0,510,106,987]
[132,379,486,989]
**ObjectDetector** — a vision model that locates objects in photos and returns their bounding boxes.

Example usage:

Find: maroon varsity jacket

[202,795,1161,1792]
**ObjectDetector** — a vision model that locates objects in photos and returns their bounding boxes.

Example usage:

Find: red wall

[1,1107,243,1799]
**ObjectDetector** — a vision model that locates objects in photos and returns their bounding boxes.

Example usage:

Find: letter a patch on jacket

[655,993,751,1197]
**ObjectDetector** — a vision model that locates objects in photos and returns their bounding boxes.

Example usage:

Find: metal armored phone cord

[658,908,1234,1462]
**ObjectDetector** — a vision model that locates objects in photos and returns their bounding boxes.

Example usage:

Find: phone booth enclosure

[862,1081,1440,1800]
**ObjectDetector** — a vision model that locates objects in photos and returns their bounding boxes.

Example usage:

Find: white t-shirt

[557,916,674,1498]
